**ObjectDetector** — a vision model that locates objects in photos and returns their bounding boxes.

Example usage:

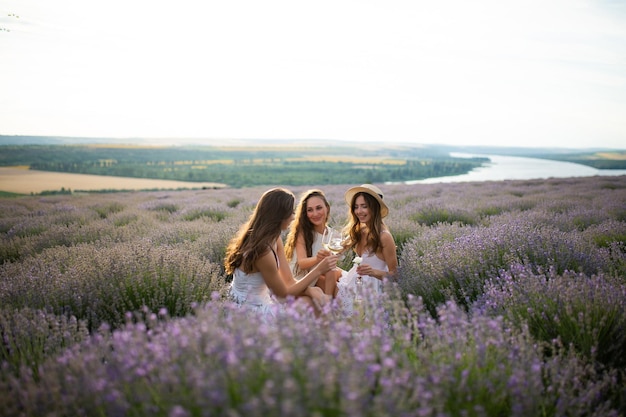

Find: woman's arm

[380,231,398,278]
[294,233,331,272]
[259,238,336,298]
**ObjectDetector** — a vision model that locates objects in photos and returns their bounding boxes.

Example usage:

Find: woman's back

[230,268,272,307]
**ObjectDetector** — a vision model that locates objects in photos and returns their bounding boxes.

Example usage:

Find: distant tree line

[0,145,487,188]
[534,156,626,170]
[518,151,626,170]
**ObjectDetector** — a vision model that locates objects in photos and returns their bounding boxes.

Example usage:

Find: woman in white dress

[225,188,337,317]
[284,189,343,298]
[337,184,398,314]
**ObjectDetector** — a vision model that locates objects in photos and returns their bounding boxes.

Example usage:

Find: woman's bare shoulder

[381,228,396,244]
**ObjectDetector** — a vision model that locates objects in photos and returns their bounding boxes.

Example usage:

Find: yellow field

[594,152,626,160]
[0,166,226,194]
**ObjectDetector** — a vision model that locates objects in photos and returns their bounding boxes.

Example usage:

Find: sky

[1,0,625,149]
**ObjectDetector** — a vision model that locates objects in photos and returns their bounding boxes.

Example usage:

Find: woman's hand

[316,248,331,262]
[316,254,338,273]
[306,286,330,307]
[356,263,378,279]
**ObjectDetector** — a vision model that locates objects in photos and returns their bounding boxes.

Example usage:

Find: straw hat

[344,184,389,218]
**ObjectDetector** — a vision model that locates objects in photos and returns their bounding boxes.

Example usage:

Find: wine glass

[322,227,345,255]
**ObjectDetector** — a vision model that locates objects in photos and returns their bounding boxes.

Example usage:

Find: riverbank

[407,154,626,184]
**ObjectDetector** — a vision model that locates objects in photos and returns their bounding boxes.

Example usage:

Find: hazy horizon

[3,134,625,152]
[1,0,625,149]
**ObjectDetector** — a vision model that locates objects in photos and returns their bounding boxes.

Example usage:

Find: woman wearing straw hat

[337,184,398,314]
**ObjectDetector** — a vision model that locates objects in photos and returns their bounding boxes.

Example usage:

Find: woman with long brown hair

[284,189,344,297]
[337,184,397,314]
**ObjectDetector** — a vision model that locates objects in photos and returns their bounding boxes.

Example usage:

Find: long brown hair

[224,188,295,274]
[344,191,385,254]
[284,189,330,261]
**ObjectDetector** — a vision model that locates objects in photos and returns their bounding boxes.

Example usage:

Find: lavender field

[1,175,625,416]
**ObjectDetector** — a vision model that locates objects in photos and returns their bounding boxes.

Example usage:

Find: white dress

[230,268,275,315]
[289,229,325,285]
[337,249,388,315]
[229,247,282,317]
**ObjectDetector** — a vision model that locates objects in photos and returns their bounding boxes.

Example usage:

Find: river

[406,153,626,184]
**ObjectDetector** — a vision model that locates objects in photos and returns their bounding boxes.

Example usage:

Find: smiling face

[352,195,371,224]
[305,196,329,232]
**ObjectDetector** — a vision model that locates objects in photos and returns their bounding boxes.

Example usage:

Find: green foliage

[181,208,228,222]
[91,202,125,219]
[409,205,478,226]
[38,188,72,196]
[149,203,178,213]
[476,205,505,217]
